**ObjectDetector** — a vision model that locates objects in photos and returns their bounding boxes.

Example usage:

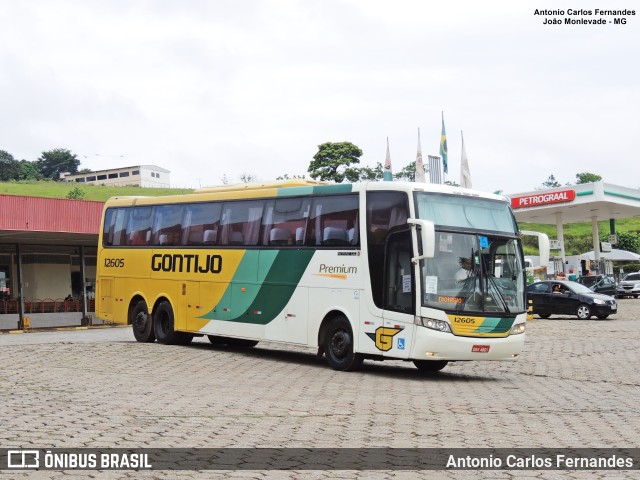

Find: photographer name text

[535,8,635,25]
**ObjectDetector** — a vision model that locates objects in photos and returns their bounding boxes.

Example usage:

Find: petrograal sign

[510,190,576,209]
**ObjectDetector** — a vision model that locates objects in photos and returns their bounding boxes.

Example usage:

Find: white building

[62,165,170,188]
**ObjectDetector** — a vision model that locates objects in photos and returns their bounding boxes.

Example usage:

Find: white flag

[460,131,472,189]
[415,128,426,182]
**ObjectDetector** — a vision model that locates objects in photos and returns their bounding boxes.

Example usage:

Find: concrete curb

[0,324,129,335]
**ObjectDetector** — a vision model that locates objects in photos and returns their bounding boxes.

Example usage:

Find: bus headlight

[415,317,451,333]
[510,323,526,335]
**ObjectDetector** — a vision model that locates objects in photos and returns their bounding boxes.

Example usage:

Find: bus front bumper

[410,327,526,361]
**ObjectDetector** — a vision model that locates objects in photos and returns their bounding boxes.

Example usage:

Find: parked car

[526,280,617,320]
[616,272,640,298]
[576,274,617,296]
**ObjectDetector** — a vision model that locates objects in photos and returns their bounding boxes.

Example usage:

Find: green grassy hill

[520,220,640,256]
[0,180,194,202]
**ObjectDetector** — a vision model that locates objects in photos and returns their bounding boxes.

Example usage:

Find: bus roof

[103,180,509,207]
[193,179,329,193]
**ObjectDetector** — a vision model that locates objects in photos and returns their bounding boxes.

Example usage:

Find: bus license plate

[472,345,490,353]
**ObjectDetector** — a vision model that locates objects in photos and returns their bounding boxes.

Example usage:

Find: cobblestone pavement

[1,300,640,479]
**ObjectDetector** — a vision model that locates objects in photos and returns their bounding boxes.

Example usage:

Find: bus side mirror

[407,218,435,262]
[520,230,550,267]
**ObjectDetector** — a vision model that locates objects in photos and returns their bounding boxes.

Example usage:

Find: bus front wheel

[323,316,363,371]
[130,300,155,343]
[153,301,193,345]
[413,360,448,372]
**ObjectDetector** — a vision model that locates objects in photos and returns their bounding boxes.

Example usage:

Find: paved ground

[1,300,639,479]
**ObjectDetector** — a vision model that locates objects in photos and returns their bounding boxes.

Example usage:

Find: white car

[617,272,640,298]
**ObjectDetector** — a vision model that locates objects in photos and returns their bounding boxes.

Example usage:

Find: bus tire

[226,338,259,348]
[413,360,448,372]
[323,315,363,371]
[153,300,187,345]
[207,335,226,346]
[130,300,155,343]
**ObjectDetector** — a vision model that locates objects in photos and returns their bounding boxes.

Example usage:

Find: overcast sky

[1,0,638,193]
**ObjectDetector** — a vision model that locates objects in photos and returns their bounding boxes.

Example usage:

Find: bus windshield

[415,193,525,314]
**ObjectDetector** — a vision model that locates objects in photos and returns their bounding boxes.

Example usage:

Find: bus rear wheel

[413,360,448,372]
[153,301,193,345]
[130,300,155,343]
[323,316,363,371]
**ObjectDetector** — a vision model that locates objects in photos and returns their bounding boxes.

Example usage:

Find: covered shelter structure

[507,182,640,275]
[0,195,104,329]
[579,249,640,262]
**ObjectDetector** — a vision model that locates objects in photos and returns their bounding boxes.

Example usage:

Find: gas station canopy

[506,182,640,263]
[508,182,640,225]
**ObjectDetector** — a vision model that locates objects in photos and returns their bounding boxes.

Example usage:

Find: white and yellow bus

[96,179,543,372]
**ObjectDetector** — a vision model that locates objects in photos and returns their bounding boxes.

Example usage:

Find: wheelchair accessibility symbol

[397,338,405,350]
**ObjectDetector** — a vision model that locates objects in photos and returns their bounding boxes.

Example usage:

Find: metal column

[16,244,25,329]
[80,245,91,325]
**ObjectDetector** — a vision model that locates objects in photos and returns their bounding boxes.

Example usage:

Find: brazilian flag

[440,112,448,174]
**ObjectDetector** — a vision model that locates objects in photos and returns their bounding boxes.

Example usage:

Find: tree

[0,150,20,181]
[36,148,80,180]
[575,172,602,184]
[615,232,640,254]
[308,142,363,183]
[239,173,257,183]
[540,174,561,189]
[357,162,384,181]
[18,160,42,180]
[394,162,416,182]
[276,174,306,180]
[66,187,86,200]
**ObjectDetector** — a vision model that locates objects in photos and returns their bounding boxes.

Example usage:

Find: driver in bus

[455,256,473,283]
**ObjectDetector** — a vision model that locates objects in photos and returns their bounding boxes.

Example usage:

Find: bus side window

[152,205,183,246]
[220,201,263,246]
[263,198,310,247]
[308,194,358,247]
[111,208,130,246]
[103,208,117,246]
[181,203,222,247]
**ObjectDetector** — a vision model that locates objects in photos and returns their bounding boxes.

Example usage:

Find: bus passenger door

[98,277,114,323]
[382,229,415,359]
[178,281,200,332]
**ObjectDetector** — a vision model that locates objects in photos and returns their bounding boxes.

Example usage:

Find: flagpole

[415,127,426,182]
[383,137,393,181]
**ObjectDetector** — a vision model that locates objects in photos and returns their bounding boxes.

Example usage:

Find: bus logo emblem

[366,326,403,351]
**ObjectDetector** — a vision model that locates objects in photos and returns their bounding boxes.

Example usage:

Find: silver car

[616,272,640,298]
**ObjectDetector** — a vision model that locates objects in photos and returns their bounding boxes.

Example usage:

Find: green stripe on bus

[199,250,278,321]
[236,249,315,324]
[202,250,314,324]
[474,317,514,333]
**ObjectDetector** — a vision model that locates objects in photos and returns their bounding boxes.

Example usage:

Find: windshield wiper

[486,274,511,314]
[455,269,481,313]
